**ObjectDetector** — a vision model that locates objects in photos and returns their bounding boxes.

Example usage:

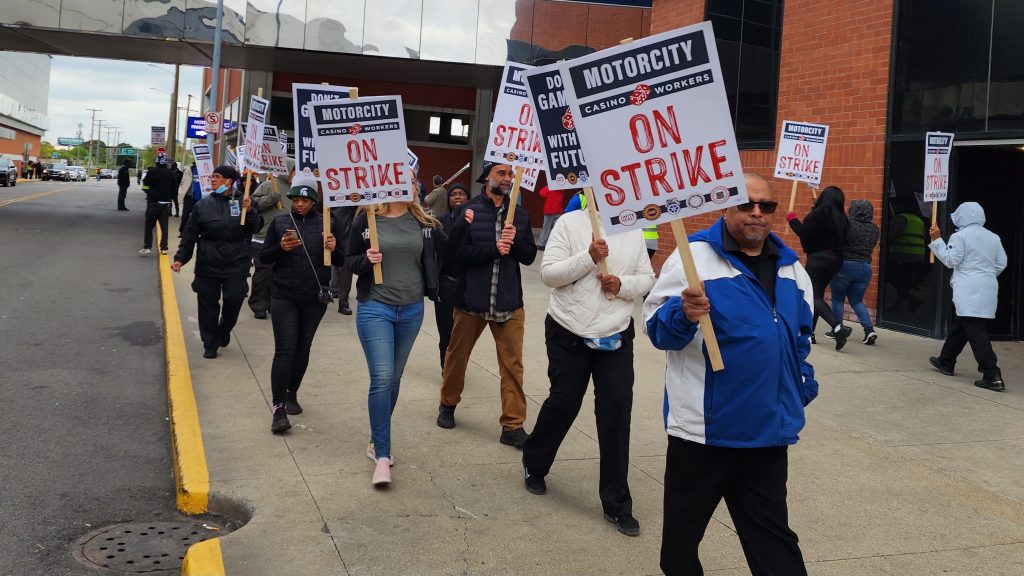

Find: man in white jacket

[928,202,1008,391]
[521,207,655,537]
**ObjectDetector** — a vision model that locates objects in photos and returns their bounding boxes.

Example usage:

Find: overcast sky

[47,56,205,148]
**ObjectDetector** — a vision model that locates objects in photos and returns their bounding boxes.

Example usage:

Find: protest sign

[523,62,589,191]
[485,62,544,220]
[191,142,214,196]
[310,95,411,208]
[292,83,351,177]
[260,125,289,176]
[924,131,954,263]
[774,121,829,186]
[558,23,746,371]
[151,126,166,146]
[407,148,419,174]
[240,92,269,225]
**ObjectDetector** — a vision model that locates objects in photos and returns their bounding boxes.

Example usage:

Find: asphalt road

[0,178,182,574]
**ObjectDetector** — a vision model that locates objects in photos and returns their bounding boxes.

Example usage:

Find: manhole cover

[76,521,220,573]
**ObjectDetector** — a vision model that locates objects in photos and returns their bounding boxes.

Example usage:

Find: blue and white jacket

[643,218,817,448]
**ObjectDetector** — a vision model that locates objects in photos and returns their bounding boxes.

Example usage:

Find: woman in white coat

[521,206,655,537]
[927,202,1008,391]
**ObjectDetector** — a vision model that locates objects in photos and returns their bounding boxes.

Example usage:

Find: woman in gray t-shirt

[345,200,444,487]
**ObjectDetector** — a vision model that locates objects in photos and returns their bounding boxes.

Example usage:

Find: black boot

[285,390,303,415]
[436,404,456,429]
[271,406,291,433]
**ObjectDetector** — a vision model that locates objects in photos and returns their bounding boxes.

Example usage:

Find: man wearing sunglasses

[644,173,816,576]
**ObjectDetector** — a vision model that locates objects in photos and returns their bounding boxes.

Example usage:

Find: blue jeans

[355,299,424,460]
[830,260,873,330]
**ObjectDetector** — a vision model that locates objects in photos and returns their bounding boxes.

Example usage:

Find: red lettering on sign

[709,140,733,180]
[794,143,811,157]
[601,170,626,206]
[644,158,671,197]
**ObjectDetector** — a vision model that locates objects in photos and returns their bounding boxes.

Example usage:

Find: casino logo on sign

[630,84,652,106]
[710,186,731,204]
[642,204,662,221]
[618,210,638,226]
[562,108,575,131]
[349,124,362,135]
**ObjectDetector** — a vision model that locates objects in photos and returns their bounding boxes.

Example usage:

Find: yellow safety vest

[643,226,659,241]
[890,213,927,255]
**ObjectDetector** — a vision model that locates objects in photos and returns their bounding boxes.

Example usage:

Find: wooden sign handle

[269,174,283,209]
[504,166,524,227]
[442,162,471,188]
[367,209,383,284]
[323,201,332,267]
[784,180,798,238]
[582,187,615,300]
[240,171,252,225]
[930,201,937,264]
[669,219,724,372]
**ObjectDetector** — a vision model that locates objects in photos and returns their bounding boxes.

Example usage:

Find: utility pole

[167,63,181,161]
[76,123,83,164]
[86,108,101,168]
[207,0,224,159]
[95,119,105,171]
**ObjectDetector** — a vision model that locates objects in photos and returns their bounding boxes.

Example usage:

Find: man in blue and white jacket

[644,173,816,576]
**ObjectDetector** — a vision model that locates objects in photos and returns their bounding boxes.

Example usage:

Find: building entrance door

[952,145,1024,341]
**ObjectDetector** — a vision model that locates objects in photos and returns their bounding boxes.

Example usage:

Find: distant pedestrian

[522,207,654,537]
[249,169,294,319]
[433,183,470,368]
[346,199,445,486]
[171,165,263,359]
[137,167,143,185]
[826,200,879,345]
[179,164,201,237]
[536,185,564,249]
[140,159,175,254]
[170,161,184,217]
[423,174,449,216]
[786,185,851,349]
[928,202,1008,392]
[116,159,131,211]
[329,204,357,316]
[259,182,341,432]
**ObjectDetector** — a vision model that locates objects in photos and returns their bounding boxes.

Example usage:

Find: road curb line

[156,226,225,576]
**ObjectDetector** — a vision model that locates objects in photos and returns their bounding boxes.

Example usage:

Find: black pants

[249,243,274,314]
[433,275,458,368]
[939,315,1000,378]
[192,275,249,351]
[522,316,635,517]
[179,194,197,233]
[661,437,806,576]
[805,250,843,331]
[269,296,328,406]
[143,202,171,250]
[329,264,353,304]
[117,184,128,210]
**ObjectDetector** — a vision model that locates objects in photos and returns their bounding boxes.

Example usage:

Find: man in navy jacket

[644,173,816,576]
[437,162,537,448]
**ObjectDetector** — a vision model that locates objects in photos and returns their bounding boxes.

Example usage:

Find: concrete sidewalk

[172,258,1024,575]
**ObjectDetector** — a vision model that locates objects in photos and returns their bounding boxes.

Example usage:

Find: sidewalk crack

[423,467,471,575]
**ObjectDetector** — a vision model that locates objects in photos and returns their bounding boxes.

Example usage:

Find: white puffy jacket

[541,210,655,338]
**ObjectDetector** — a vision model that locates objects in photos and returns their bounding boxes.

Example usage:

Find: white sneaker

[372,458,392,486]
[366,443,394,466]
[159,249,168,255]
[139,248,152,256]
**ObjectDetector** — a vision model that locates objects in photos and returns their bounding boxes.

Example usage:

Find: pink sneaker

[366,443,395,465]
[372,458,392,486]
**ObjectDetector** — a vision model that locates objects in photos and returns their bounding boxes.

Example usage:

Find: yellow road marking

[0,186,74,207]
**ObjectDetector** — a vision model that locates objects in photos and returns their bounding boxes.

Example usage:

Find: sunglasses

[735,200,779,214]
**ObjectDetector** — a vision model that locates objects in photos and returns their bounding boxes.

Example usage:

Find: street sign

[204,112,222,135]
[57,137,84,146]
[187,116,207,139]
[151,126,166,146]
[120,148,135,156]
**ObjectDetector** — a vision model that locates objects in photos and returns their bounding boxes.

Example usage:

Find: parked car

[99,169,115,179]
[0,157,16,187]
[43,162,70,181]
[67,166,87,181]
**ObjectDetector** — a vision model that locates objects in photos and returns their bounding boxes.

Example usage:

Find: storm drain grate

[76,521,219,573]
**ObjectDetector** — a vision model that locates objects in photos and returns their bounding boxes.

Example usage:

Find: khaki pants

[440,307,527,431]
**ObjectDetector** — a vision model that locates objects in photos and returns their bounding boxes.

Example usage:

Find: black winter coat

[345,211,445,303]
[117,164,130,186]
[260,210,343,301]
[174,193,263,278]
[142,167,176,203]
[446,193,537,314]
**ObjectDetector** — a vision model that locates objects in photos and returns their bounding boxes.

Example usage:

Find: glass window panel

[3,0,61,28]
[304,0,364,54]
[184,0,245,44]
[707,0,742,18]
[363,0,424,59]
[429,116,441,135]
[60,0,124,33]
[477,0,519,65]
[421,0,479,64]
[744,0,775,24]
[245,0,305,48]
[988,0,1024,131]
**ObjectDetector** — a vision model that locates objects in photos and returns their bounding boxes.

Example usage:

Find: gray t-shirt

[369,211,425,305]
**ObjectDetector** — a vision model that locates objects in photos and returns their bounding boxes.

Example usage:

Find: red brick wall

[649,0,893,324]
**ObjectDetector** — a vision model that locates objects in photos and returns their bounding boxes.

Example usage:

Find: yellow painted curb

[181,538,225,576]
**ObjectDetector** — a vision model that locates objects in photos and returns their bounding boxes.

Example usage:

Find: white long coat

[929,202,1007,319]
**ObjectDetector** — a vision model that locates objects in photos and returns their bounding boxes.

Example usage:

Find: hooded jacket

[929,202,1007,318]
[174,192,264,278]
[843,200,879,262]
[644,218,818,448]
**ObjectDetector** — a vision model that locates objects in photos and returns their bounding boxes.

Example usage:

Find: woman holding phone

[346,198,445,486]
[259,182,342,433]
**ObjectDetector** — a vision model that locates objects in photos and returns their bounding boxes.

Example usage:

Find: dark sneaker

[500,428,529,449]
[271,406,291,433]
[339,303,352,315]
[974,378,1006,392]
[929,357,954,376]
[863,330,877,345]
[810,334,816,345]
[203,348,217,359]
[824,330,836,339]
[219,331,231,348]
[524,468,546,495]
[603,513,641,537]
[253,310,268,319]
[285,391,303,415]
[834,326,853,351]
[436,404,456,429]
